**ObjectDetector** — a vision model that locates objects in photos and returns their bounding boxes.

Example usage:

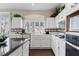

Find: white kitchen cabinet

[11,17,23,28]
[9,40,29,56]
[59,39,65,56]
[9,45,22,56]
[52,35,59,56]
[46,17,55,28]
[0,12,10,34]
[55,3,79,28]
[0,48,1,56]
[23,41,29,56]
[65,3,79,16]
[31,35,41,48]
[55,9,66,28]
[4,38,11,53]
[30,34,51,49]
[51,35,65,56]
[41,35,51,48]
[24,16,45,33]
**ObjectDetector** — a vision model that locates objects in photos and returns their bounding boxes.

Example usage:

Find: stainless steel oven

[66,33,79,56]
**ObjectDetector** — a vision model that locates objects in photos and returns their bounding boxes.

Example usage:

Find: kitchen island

[0,38,30,56]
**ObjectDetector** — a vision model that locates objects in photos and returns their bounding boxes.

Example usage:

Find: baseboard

[30,47,51,49]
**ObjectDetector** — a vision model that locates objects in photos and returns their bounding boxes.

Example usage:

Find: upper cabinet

[24,15,45,33]
[46,17,55,28]
[65,3,79,16]
[55,3,79,31]
[11,13,23,29]
[0,12,10,35]
[11,17,23,28]
[56,10,65,29]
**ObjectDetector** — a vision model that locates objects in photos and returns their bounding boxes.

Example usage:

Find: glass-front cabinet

[0,12,10,35]
[24,16,45,33]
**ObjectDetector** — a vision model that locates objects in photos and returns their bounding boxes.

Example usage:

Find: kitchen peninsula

[0,37,30,56]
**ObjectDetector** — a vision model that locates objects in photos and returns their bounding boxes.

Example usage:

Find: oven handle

[66,41,79,50]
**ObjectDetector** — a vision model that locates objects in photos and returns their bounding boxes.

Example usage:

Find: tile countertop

[2,38,30,56]
[8,34,30,38]
[50,32,65,41]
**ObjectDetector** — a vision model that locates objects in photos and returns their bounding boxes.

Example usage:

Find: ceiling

[0,3,61,16]
[0,3,61,11]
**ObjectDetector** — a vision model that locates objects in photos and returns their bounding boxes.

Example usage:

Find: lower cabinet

[23,41,29,56]
[31,35,41,48]
[30,35,51,49]
[41,35,51,48]
[51,35,65,56]
[9,46,22,56]
[51,35,59,56]
[59,39,65,56]
[9,40,29,56]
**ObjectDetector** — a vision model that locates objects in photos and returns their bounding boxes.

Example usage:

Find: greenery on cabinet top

[50,4,65,17]
[12,13,24,19]
[13,14,22,17]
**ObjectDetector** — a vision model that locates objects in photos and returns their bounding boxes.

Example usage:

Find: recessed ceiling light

[32,3,35,6]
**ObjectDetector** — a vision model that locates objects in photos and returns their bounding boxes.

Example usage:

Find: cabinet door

[46,18,55,28]
[54,37,59,56]
[0,48,1,56]
[41,35,51,48]
[9,46,22,56]
[23,41,29,56]
[52,35,65,56]
[12,17,23,28]
[51,35,55,51]
[52,36,59,56]
[59,40,65,56]
[31,35,40,47]
[52,36,56,55]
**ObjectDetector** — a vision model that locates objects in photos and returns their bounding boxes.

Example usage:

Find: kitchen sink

[55,35,65,39]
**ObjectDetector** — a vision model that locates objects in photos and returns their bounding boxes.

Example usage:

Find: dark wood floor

[29,49,55,56]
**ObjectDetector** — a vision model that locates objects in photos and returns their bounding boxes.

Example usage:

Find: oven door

[66,42,79,56]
